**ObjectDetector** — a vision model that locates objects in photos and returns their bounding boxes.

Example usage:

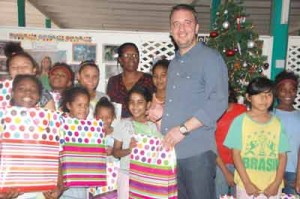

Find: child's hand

[106,146,113,155]
[263,181,280,197]
[147,106,162,123]
[244,181,260,197]
[0,189,21,199]
[224,170,235,187]
[43,189,63,199]
[296,177,300,193]
[129,137,137,151]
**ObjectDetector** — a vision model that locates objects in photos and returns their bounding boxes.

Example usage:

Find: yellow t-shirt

[224,113,289,191]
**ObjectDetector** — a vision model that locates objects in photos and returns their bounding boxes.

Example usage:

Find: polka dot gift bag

[60,116,107,188]
[88,158,119,198]
[0,106,61,193]
[0,79,12,108]
[129,133,177,199]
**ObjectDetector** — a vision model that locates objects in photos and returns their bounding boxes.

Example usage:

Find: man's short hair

[170,4,198,23]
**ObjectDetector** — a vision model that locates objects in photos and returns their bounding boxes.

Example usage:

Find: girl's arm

[264,152,287,197]
[216,156,235,186]
[233,149,260,196]
[112,138,136,158]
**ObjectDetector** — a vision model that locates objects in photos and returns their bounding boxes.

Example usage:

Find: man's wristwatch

[179,124,189,136]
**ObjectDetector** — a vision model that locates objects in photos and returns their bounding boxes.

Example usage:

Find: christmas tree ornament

[209,31,219,38]
[263,63,269,70]
[216,12,220,16]
[222,21,230,29]
[240,79,248,86]
[237,43,242,55]
[247,40,255,48]
[226,49,235,57]
[224,9,228,14]
[249,67,255,74]
[240,16,246,23]
[243,62,248,67]
[236,16,241,31]
[234,61,241,69]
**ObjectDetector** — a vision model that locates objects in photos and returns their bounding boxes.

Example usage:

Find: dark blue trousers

[177,150,216,199]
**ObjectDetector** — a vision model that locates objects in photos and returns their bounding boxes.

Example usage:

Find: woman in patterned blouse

[106,42,155,118]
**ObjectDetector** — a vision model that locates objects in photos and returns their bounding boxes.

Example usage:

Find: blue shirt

[273,109,300,172]
[161,42,228,159]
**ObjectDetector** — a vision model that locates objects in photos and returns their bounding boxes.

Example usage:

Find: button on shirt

[161,42,228,159]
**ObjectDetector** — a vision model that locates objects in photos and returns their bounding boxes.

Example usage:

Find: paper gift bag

[129,134,177,199]
[60,116,107,187]
[88,158,120,198]
[280,193,300,199]
[0,79,12,108]
[50,91,62,110]
[0,107,61,193]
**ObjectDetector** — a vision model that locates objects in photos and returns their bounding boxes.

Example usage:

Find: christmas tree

[207,0,268,97]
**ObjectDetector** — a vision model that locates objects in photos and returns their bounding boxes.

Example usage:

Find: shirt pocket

[177,71,204,95]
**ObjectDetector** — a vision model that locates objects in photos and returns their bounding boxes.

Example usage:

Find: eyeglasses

[122,53,139,59]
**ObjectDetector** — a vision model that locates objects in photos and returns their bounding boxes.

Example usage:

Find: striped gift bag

[0,79,12,108]
[129,134,177,199]
[0,107,61,193]
[88,158,119,198]
[60,116,107,187]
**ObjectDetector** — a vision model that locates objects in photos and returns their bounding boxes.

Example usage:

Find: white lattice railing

[286,36,300,110]
[139,41,175,72]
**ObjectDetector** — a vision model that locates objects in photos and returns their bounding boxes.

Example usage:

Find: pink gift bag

[0,107,61,193]
[129,133,177,199]
[60,116,107,187]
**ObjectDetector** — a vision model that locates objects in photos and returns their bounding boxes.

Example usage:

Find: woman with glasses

[106,42,155,118]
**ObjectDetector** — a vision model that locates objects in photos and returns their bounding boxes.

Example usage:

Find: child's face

[77,66,99,92]
[49,68,71,91]
[247,90,273,112]
[12,79,40,108]
[128,92,150,122]
[96,107,114,131]
[9,56,36,79]
[67,94,89,120]
[277,81,297,107]
[153,66,167,91]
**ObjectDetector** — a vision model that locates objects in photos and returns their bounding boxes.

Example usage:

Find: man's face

[170,9,199,54]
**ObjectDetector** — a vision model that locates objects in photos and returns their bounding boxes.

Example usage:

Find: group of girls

[217,72,300,199]
[0,42,170,199]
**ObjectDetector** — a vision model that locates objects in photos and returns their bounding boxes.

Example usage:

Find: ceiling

[28,0,300,35]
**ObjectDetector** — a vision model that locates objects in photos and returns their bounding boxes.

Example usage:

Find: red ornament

[225,49,235,57]
[236,16,241,31]
[263,63,269,70]
[209,31,219,38]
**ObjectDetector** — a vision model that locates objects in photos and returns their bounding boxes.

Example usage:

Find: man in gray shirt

[161,4,228,199]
